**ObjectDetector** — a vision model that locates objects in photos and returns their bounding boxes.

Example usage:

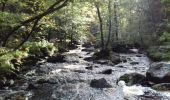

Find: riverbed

[0,45,170,100]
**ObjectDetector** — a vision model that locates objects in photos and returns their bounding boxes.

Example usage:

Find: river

[0,45,170,100]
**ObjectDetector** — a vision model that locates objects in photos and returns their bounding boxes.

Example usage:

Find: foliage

[22,40,57,57]
[0,49,28,75]
[147,46,170,61]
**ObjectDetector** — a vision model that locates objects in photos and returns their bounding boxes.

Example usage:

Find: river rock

[110,53,121,64]
[82,42,93,48]
[85,66,93,70]
[146,62,170,83]
[0,77,7,88]
[22,56,41,66]
[90,78,112,88]
[118,73,146,86]
[100,69,112,75]
[27,83,38,90]
[112,43,135,53]
[95,60,108,64]
[81,47,94,52]
[152,83,170,91]
[47,54,66,63]
[130,62,139,65]
[84,57,94,61]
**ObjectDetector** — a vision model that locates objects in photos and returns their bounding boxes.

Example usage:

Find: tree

[94,1,104,50]
[2,0,69,48]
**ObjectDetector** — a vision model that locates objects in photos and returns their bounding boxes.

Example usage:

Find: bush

[147,46,170,61]
[0,49,28,75]
[22,40,57,57]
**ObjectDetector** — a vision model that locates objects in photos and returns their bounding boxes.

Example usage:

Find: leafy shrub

[0,49,28,75]
[160,32,170,42]
[22,40,57,57]
[147,46,170,61]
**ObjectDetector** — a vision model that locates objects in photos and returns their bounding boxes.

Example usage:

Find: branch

[2,0,69,47]
[14,19,40,50]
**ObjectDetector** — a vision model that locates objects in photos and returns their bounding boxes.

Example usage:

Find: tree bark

[106,0,112,48]
[95,3,104,50]
[1,2,6,12]
[114,0,118,41]
[14,19,40,50]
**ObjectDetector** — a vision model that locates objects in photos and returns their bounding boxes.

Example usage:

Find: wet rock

[84,57,94,61]
[100,69,112,75]
[27,83,38,90]
[37,79,49,84]
[47,54,66,63]
[127,58,132,61]
[22,56,40,66]
[79,56,83,58]
[117,65,124,68]
[112,43,135,53]
[152,83,170,91]
[93,49,110,60]
[95,60,108,65]
[136,54,142,57]
[130,62,139,65]
[121,57,127,63]
[58,46,69,53]
[68,43,78,50]
[129,49,139,53]
[110,53,121,64]
[0,77,7,88]
[119,73,146,86]
[85,66,93,70]
[82,42,93,48]
[73,70,86,73]
[6,79,15,86]
[146,62,170,83]
[90,78,112,88]
[82,47,94,52]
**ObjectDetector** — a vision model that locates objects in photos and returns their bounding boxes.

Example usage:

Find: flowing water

[0,45,170,100]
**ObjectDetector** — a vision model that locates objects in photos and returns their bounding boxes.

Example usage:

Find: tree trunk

[1,2,6,12]
[114,0,118,41]
[95,3,104,50]
[106,0,112,48]
[14,19,40,50]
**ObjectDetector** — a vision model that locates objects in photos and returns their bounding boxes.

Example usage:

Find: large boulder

[118,73,146,86]
[92,49,121,65]
[112,43,136,53]
[90,78,112,88]
[146,62,170,83]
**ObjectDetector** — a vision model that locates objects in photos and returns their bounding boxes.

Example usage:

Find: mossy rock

[118,73,146,86]
[152,83,170,91]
